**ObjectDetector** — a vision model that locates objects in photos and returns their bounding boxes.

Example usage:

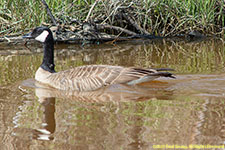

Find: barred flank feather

[36,65,175,91]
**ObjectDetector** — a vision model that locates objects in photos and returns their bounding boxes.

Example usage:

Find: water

[0,39,225,149]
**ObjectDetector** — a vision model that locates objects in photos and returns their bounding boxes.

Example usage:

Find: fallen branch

[96,24,138,36]
[57,36,136,44]
[121,11,150,35]
[41,0,57,26]
[85,0,99,22]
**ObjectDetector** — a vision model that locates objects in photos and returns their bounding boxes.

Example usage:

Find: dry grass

[0,0,224,37]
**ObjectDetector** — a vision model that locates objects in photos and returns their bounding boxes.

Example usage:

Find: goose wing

[47,65,173,91]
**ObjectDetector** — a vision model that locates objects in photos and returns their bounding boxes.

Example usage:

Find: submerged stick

[41,0,57,26]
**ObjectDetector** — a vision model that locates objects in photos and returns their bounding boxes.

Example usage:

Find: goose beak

[23,32,33,39]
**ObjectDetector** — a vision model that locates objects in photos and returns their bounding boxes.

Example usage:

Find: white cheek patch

[35,30,49,42]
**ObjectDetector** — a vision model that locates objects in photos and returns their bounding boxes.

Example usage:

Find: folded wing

[47,65,174,91]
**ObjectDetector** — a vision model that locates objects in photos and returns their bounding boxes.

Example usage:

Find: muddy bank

[0,25,214,45]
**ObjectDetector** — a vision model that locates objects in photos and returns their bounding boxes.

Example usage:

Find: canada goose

[23,27,175,91]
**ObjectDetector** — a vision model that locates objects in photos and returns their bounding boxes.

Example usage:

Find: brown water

[0,39,225,149]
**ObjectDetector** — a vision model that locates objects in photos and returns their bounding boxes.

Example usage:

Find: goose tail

[127,71,175,85]
[150,72,176,79]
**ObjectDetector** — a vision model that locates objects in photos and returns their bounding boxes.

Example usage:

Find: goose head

[23,27,56,73]
[23,27,53,43]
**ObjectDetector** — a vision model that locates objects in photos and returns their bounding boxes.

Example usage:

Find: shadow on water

[0,39,225,149]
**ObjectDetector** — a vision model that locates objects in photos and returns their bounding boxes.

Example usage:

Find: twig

[121,12,150,35]
[24,41,32,51]
[96,24,138,36]
[41,0,57,26]
[85,0,99,22]
[110,25,127,44]
[3,36,10,42]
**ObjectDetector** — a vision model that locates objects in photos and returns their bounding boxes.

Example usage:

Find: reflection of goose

[15,79,174,144]
[12,96,56,141]
[23,27,175,91]
[25,79,174,102]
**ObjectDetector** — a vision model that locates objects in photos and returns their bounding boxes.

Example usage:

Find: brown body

[35,65,172,91]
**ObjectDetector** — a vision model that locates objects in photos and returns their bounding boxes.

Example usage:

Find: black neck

[41,39,56,73]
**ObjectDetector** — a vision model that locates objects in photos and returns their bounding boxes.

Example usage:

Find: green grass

[0,0,224,36]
